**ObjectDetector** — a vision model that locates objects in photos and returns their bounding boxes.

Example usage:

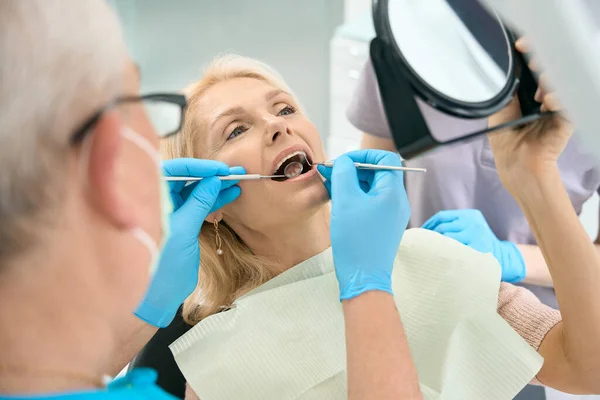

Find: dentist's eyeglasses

[70,93,187,144]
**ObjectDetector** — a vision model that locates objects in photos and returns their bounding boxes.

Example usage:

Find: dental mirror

[371,0,550,159]
[283,161,304,179]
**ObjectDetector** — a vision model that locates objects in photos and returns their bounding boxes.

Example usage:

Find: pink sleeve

[185,383,201,400]
[497,283,562,385]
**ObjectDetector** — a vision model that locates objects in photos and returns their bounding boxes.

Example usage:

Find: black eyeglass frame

[69,93,187,144]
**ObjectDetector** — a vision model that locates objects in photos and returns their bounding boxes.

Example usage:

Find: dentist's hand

[135,158,243,327]
[422,209,526,283]
[318,150,410,301]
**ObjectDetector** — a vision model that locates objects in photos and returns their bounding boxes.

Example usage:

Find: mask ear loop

[121,126,161,166]
[120,126,163,272]
[130,226,159,267]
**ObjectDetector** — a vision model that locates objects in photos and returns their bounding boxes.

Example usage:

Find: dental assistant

[0,1,420,399]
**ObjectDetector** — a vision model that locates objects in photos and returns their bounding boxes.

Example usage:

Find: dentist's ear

[84,111,137,229]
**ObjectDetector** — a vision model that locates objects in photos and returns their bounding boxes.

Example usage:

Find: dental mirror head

[283,161,304,179]
[272,152,312,181]
[371,0,547,159]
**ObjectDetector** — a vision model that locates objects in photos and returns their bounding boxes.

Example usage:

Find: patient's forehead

[199,78,279,117]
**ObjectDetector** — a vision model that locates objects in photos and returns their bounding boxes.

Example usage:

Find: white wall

[343,0,371,22]
[110,0,344,138]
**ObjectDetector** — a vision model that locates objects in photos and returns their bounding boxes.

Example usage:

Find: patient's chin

[295,180,330,210]
[274,177,329,214]
[228,181,329,235]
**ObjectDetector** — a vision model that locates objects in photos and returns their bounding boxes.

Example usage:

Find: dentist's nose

[264,116,289,145]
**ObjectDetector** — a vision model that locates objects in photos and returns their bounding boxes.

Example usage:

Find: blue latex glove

[421,209,526,283]
[135,158,243,327]
[318,150,410,301]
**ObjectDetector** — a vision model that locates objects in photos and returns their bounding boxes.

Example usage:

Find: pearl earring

[214,219,224,256]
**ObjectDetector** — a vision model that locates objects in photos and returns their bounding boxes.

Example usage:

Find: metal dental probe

[164,174,286,182]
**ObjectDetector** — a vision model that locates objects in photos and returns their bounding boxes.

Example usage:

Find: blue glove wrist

[338,271,394,301]
[134,301,178,328]
[497,241,526,283]
[340,286,394,301]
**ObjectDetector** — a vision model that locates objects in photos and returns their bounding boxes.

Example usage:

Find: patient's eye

[278,105,296,116]
[227,125,248,141]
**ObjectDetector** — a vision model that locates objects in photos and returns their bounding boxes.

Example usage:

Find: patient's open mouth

[272,151,313,182]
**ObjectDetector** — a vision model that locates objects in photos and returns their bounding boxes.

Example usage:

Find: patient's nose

[264,116,290,145]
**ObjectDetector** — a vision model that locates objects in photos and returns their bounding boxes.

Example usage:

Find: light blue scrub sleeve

[0,369,178,400]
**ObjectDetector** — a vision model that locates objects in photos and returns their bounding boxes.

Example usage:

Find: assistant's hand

[422,209,526,283]
[318,150,410,301]
[488,38,573,193]
[135,158,243,327]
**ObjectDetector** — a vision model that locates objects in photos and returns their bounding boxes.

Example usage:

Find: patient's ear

[205,211,223,224]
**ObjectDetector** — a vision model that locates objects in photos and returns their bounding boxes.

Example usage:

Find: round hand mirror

[371,0,547,158]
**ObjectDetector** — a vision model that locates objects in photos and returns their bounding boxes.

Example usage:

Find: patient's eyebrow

[208,90,291,130]
[209,106,245,130]
[265,89,289,102]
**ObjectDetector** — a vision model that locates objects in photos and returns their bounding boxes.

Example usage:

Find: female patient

[162,55,600,398]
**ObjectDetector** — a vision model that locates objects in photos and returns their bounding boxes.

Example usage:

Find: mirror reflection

[388,0,512,103]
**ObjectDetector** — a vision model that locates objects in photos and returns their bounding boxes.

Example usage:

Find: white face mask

[121,127,173,277]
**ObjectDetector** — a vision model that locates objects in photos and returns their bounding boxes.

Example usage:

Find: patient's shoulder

[398,229,562,351]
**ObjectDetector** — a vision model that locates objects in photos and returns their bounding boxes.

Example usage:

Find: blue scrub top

[0,369,178,400]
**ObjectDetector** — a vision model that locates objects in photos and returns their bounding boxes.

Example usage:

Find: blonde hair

[162,55,297,325]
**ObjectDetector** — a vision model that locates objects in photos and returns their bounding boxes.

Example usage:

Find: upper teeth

[275,151,307,172]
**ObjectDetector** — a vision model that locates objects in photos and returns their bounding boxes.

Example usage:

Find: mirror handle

[514,43,541,116]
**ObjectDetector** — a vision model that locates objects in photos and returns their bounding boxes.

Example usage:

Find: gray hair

[0,0,127,262]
